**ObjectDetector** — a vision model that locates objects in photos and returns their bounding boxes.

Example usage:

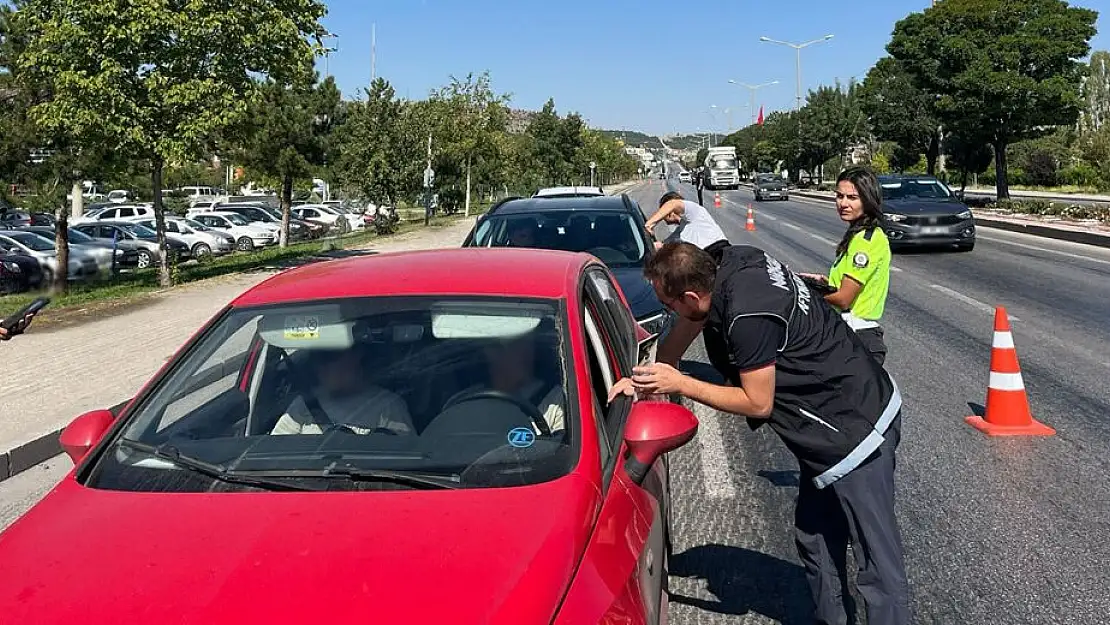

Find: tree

[17,0,326,285]
[944,130,994,192]
[237,76,339,247]
[797,82,867,181]
[1080,50,1110,132]
[859,57,941,174]
[432,72,508,216]
[888,0,1098,199]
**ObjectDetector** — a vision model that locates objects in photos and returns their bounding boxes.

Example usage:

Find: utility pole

[759,35,834,111]
[729,79,779,125]
[371,23,376,83]
[423,133,434,226]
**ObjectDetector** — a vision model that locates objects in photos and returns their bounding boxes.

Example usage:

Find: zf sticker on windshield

[284,315,320,340]
[507,427,536,448]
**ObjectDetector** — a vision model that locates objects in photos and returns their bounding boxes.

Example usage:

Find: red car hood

[0,474,601,624]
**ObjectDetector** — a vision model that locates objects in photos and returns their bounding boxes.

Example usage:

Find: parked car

[292,204,363,233]
[0,231,100,281]
[214,204,314,241]
[134,217,235,259]
[189,211,277,251]
[0,248,698,624]
[0,250,45,293]
[72,204,155,224]
[463,195,673,339]
[0,211,55,227]
[72,220,191,269]
[879,175,976,252]
[20,225,131,273]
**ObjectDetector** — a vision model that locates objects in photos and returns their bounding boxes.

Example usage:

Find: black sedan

[879,175,976,252]
[461,195,673,339]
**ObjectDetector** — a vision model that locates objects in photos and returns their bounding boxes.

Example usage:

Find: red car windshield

[85,295,577,492]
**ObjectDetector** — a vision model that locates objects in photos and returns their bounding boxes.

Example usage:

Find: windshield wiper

[117,439,319,492]
[316,463,461,490]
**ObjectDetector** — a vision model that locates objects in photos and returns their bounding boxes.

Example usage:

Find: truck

[703,146,740,190]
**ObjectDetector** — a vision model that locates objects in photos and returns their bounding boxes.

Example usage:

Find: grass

[0,212,469,318]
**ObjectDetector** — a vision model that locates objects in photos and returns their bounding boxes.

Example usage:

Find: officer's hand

[798,273,828,284]
[632,363,687,396]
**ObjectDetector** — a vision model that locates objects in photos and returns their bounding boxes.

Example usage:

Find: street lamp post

[758,34,834,110]
[728,79,780,125]
[322,32,339,78]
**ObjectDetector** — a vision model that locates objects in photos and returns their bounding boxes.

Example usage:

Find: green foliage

[858,57,940,174]
[888,0,1098,197]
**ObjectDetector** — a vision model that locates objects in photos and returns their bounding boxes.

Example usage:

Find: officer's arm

[680,365,775,418]
[644,199,682,230]
[825,276,862,309]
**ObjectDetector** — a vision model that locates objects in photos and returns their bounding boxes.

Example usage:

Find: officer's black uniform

[702,245,910,625]
[695,170,705,206]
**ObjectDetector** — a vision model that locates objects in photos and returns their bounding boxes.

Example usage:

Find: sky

[317,0,1109,137]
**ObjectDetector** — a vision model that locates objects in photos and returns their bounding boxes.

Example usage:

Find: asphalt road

[4,180,1109,623]
[627,177,1110,624]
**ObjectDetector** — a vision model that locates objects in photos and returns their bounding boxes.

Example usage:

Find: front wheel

[236,237,254,252]
[192,242,212,259]
[136,250,153,269]
[957,242,975,252]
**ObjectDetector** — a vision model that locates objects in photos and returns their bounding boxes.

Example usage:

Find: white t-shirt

[665,200,728,249]
[271,386,415,435]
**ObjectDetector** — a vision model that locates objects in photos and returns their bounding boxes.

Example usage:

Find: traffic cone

[745,205,756,231]
[713,192,721,208]
[965,307,1054,437]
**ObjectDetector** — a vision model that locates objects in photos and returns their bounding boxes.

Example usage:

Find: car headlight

[637,311,672,338]
[885,213,908,223]
[957,210,973,219]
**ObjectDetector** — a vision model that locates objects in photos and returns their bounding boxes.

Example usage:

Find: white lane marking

[784,223,803,231]
[687,399,737,499]
[891,266,904,273]
[761,213,778,221]
[929,284,1020,321]
[977,234,1110,266]
[810,234,836,245]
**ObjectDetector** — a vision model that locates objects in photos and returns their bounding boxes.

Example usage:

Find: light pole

[728,79,780,125]
[758,34,834,110]
[710,104,735,133]
[322,32,338,78]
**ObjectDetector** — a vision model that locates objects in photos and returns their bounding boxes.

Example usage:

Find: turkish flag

[757,105,765,126]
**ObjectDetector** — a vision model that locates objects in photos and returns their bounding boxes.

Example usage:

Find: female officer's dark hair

[834,166,883,258]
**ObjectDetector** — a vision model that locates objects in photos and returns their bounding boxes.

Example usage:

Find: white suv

[292,204,363,233]
[189,211,277,251]
[72,204,155,224]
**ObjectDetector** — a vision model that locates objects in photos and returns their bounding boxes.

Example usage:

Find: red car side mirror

[59,409,116,464]
[622,401,699,484]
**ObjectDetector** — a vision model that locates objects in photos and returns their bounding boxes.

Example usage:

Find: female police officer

[801,166,892,365]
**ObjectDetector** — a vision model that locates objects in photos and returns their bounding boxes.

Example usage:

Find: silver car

[135,217,235,259]
[0,231,99,281]
[72,220,191,269]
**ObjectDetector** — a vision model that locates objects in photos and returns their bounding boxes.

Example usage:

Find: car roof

[232,248,591,307]
[878,174,941,182]
[487,195,635,216]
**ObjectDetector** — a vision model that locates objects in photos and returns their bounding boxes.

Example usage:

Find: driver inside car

[446,331,565,435]
[271,347,415,436]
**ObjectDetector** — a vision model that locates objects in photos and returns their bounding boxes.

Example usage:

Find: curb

[0,399,139,485]
[789,190,1110,250]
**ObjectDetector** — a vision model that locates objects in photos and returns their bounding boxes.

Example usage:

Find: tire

[957,242,975,252]
[192,242,212,259]
[236,237,254,252]
[782,195,789,201]
[136,250,153,269]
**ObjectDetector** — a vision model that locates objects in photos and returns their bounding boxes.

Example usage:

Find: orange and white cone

[713,192,721,208]
[745,205,756,231]
[965,307,1054,436]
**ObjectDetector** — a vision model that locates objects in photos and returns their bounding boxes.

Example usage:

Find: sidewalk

[0,217,476,481]
[0,181,643,481]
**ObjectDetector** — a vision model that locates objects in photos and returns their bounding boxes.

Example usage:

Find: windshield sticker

[507,427,536,448]
[283,315,320,340]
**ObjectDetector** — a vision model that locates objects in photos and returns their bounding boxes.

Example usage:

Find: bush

[988,198,1110,222]
[1058,163,1103,188]
[1024,151,1058,187]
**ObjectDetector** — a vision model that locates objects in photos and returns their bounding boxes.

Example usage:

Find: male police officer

[611,241,909,625]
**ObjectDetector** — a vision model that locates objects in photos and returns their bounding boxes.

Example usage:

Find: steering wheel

[440,390,552,437]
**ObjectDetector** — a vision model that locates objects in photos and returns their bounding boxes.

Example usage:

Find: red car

[0,248,698,624]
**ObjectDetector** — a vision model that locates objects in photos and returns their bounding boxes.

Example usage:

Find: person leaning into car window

[271,347,415,436]
[445,331,565,434]
[799,166,892,365]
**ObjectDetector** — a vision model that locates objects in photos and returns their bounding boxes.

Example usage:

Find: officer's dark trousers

[795,413,909,625]
[696,186,704,206]
[855,326,887,366]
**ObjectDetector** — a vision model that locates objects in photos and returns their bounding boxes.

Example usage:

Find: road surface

[3,179,1108,624]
